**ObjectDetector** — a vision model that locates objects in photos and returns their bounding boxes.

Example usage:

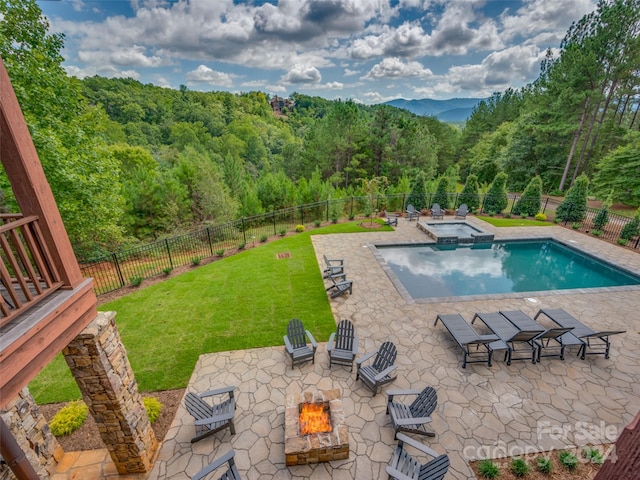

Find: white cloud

[364,57,432,79]
[185,65,235,87]
[64,64,141,80]
[282,65,322,84]
[325,81,344,89]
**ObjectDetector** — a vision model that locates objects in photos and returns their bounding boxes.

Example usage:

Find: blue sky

[38,0,597,103]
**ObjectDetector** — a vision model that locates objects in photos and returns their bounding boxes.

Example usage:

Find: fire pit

[284,389,349,466]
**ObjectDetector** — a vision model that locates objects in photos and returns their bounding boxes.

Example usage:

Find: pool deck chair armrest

[532,327,574,361]
[534,308,626,359]
[434,314,500,368]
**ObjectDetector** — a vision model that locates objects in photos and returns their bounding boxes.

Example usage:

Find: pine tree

[483,172,508,214]
[406,171,429,210]
[513,176,542,217]
[432,177,450,209]
[458,174,480,211]
[556,174,590,222]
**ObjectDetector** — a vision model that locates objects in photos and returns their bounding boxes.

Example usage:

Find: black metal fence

[81,194,639,296]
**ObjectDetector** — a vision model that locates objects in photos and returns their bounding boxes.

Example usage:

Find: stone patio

[124,218,640,479]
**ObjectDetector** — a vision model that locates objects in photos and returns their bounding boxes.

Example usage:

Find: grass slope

[30,221,391,404]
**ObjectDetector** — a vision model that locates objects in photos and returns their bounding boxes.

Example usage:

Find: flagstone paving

[56,217,640,479]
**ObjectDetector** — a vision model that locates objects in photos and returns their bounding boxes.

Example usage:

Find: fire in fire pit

[299,402,332,435]
[285,389,349,466]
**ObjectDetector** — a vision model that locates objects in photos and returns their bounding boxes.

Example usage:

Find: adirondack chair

[455,203,468,219]
[191,450,241,480]
[386,433,450,480]
[283,318,317,368]
[356,341,397,396]
[431,203,444,219]
[327,319,359,370]
[387,386,437,439]
[322,254,344,279]
[184,386,236,443]
[406,204,420,221]
[326,275,353,298]
[383,210,399,226]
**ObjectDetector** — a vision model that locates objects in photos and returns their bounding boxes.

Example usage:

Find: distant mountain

[382,97,485,122]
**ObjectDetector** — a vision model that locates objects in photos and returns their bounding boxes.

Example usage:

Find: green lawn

[476,216,553,227]
[30,221,392,404]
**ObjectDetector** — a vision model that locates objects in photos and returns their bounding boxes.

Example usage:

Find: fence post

[326,200,329,222]
[509,195,517,214]
[481,194,486,213]
[454,193,459,208]
[300,205,304,225]
[112,253,125,288]
[242,218,247,245]
[542,197,549,213]
[165,239,174,268]
[350,197,354,218]
[206,227,214,255]
[273,211,277,236]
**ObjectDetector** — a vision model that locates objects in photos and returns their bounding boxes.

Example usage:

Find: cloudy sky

[39,0,597,104]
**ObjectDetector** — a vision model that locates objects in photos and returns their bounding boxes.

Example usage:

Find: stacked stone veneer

[63,311,158,474]
[0,388,62,479]
[284,389,349,466]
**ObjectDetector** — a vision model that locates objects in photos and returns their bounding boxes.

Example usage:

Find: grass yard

[30,221,392,404]
[477,216,553,227]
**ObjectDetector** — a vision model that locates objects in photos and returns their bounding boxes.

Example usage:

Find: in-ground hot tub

[417,221,494,244]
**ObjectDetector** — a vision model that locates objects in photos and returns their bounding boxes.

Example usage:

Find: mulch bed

[39,389,185,451]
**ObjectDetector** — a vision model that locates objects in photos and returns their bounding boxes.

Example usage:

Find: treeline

[1,0,639,260]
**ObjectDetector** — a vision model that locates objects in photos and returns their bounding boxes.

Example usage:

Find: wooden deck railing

[0,214,64,327]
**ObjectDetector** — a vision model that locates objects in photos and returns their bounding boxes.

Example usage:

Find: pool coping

[369,235,640,304]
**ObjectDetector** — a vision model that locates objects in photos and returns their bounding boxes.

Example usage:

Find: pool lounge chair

[431,203,444,220]
[499,310,574,361]
[472,311,543,365]
[434,314,501,368]
[534,308,625,359]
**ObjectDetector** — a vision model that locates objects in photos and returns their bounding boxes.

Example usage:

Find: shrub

[513,176,542,217]
[191,255,202,265]
[504,213,511,219]
[314,220,322,227]
[49,400,88,437]
[619,208,640,240]
[162,267,172,275]
[331,216,338,224]
[130,275,143,287]
[536,456,552,474]
[406,170,429,210]
[477,459,500,478]
[510,457,529,477]
[593,207,609,231]
[534,213,547,221]
[483,172,508,214]
[143,397,163,424]
[458,173,481,211]
[295,224,305,232]
[572,222,581,230]
[553,218,561,224]
[591,229,602,236]
[617,238,629,246]
[215,249,225,257]
[556,174,589,222]
[559,450,578,471]
[238,242,245,250]
[260,234,268,243]
[279,228,287,236]
[348,214,355,220]
[583,446,604,464]
[432,176,450,209]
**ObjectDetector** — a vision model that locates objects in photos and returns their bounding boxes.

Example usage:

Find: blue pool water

[377,240,640,299]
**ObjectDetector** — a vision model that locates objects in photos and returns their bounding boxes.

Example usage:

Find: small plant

[279,228,287,236]
[503,213,512,219]
[215,249,225,257]
[49,400,88,437]
[535,455,552,474]
[143,397,163,424]
[130,275,143,287]
[331,215,339,224]
[510,457,529,477]
[617,238,629,246]
[571,222,581,230]
[238,242,245,250]
[553,218,561,224]
[488,211,496,217]
[591,229,602,237]
[477,459,500,478]
[260,234,268,243]
[348,214,355,220]
[162,267,172,275]
[583,446,604,464]
[295,224,305,233]
[191,255,202,265]
[314,220,321,227]
[559,450,578,471]
[534,213,547,221]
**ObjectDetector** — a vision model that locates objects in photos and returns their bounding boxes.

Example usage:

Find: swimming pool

[376,239,640,300]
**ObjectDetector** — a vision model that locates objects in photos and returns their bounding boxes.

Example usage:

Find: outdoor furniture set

[188,319,450,479]
[435,308,625,368]
[322,254,354,298]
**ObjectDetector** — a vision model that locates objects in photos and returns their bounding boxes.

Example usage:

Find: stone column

[0,388,62,479]
[63,311,158,474]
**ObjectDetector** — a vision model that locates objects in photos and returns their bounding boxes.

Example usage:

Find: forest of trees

[1,0,639,259]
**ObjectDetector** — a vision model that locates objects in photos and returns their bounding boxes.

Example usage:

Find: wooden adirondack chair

[356,341,398,395]
[327,319,358,370]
